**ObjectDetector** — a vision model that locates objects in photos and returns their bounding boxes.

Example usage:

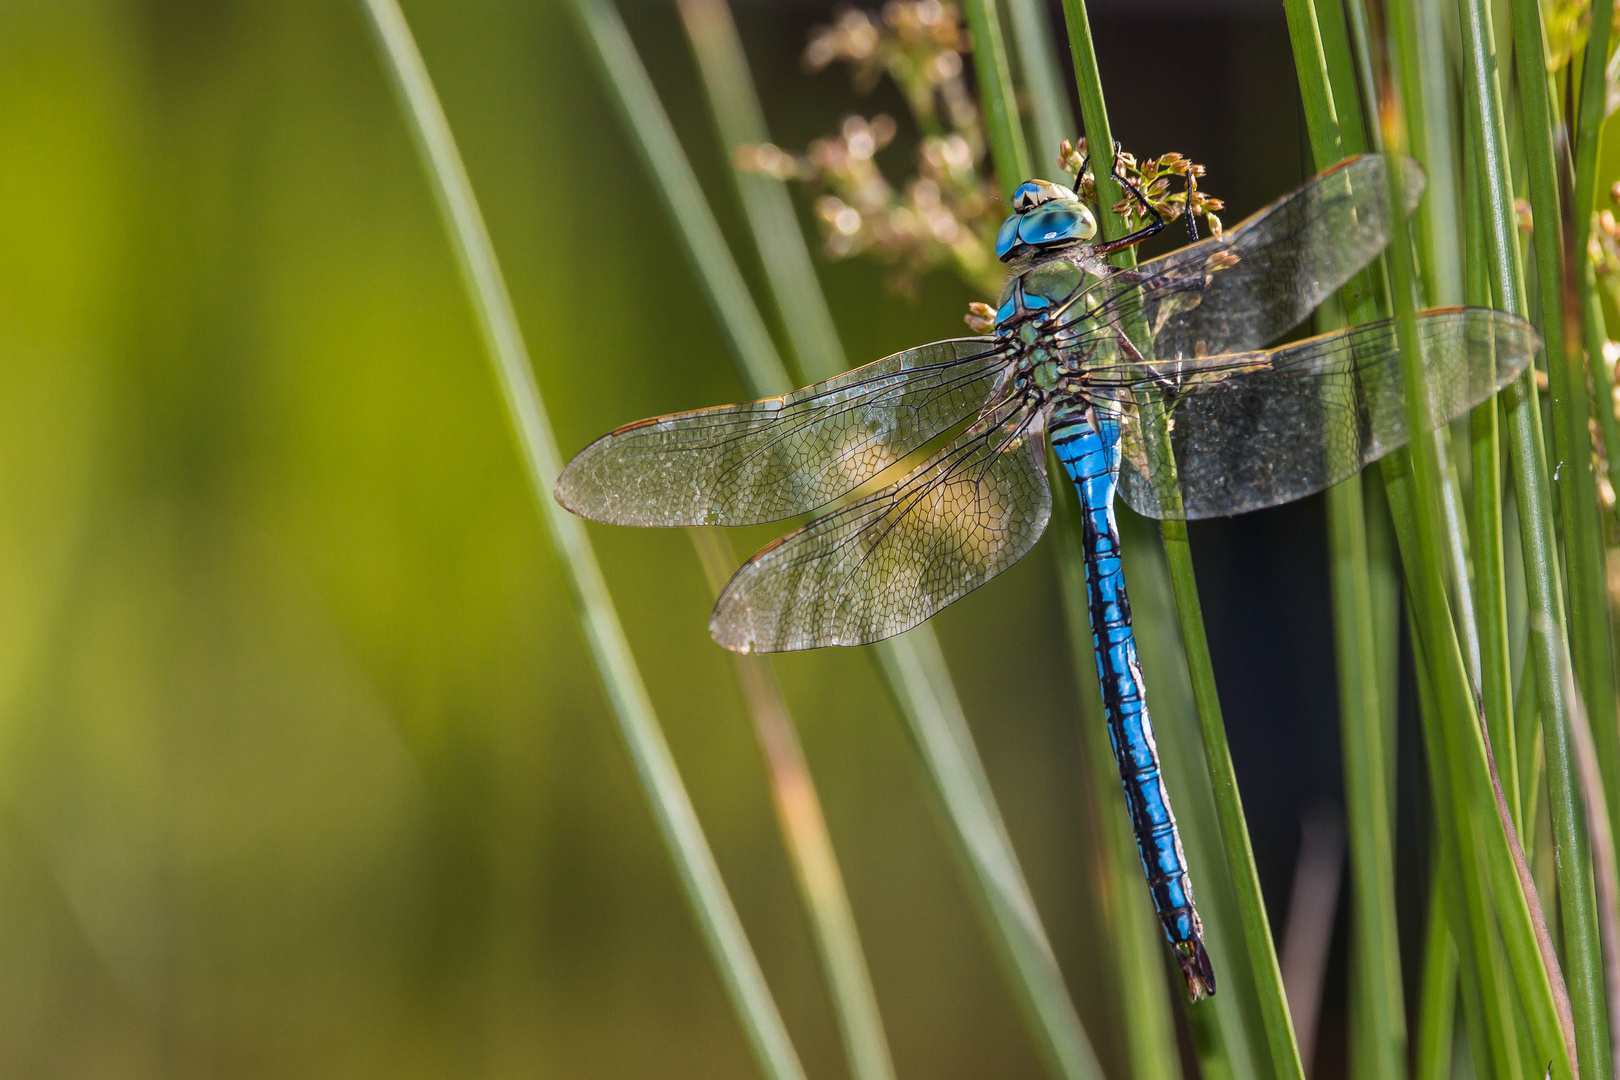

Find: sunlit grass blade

[688,528,896,1080]
[986,5,1198,1073]
[1054,2,1304,1076]
[673,0,843,383]
[1285,6,1409,1079]
[1001,0,1072,173]
[1501,0,1613,1073]
[357,5,806,1080]
[1385,10,1578,1068]
[1557,622,1620,1080]
[958,0,1029,192]
[1415,883,1459,1080]
[1052,473,1185,1080]
[623,4,1105,1078]
[1117,508,1265,1080]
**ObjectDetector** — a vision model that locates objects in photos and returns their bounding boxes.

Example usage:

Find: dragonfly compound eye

[1011,179,1078,213]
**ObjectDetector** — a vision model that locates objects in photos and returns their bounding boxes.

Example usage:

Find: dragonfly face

[995,178,1099,261]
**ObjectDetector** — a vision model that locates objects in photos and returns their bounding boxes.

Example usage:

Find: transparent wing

[1048,154,1425,360]
[1105,307,1539,520]
[554,338,1013,526]
[710,401,1051,652]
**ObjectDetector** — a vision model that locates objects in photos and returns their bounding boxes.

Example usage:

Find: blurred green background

[0,0,1401,1075]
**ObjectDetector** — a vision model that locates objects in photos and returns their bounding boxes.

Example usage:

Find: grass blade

[1415,882,1459,1080]
[358,5,806,1080]
[1560,620,1620,1080]
[1057,3,1305,1076]
[673,0,844,382]
[1384,11,1577,1067]
[1503,0,1613,1074]
[1284,7,1409,1080]
[1053,474,1186,1080]
[1002,0,1073,172]
[688,528,896,1080]
[958,0,1030,189]
[618,5,1105,1078]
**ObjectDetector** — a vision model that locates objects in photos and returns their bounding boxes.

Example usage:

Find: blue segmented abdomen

[1050,406,1216,1001]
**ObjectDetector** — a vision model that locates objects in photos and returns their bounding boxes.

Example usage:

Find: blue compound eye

[995,213,1023,260]
[1011,181,1046,213]
[1011,178,1081,213]
[1017,200,1098,248]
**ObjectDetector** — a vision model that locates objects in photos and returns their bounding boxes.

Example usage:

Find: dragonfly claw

[1175,937,1217,1002]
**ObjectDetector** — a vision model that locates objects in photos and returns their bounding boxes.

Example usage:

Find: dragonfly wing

[1111,307,1540,520]
[1054,154,1425,360]
[555,338,1012,526]
[711,403,1051,652]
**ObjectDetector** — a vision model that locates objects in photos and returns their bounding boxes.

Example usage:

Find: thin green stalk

[1509,0,1616,851]
[1054,474,1184,1080]
[674,0,843,383]
[959,0,1030,188]
[1002,0,1073,173]
[990,7,1194,1075]
[1411,607,1527,1080]
[1575,0,1620,608]
[688,529,895,1080]
[1416,883,1459,1080]
[1561,630,1620,1080]
[1287,8,1408,1080]
[1061,4,1303,1080]
[1504,0,1612,1075]
[1119,508,1266,1080]
[1385,51,1576,1074]
[1159,519,1304,1080]
[1455,4,1583,879]
[665,5,1106,1079]
[1329,470,1407,1080]
[358,5,805,1080]
[1461,102,1522,825]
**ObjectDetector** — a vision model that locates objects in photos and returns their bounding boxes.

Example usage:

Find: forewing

[554,338,1011,526]
[1111,307,1539,520]
[1051,154,1425,359]
[710,403,1051,652]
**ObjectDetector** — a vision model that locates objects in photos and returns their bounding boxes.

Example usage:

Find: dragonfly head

[996,179,1097,262]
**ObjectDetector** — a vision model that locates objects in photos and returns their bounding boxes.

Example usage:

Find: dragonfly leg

[1094,144,1167,256]
[1050,405,1215,1001]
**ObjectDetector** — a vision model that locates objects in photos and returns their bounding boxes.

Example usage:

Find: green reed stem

[1118,509,1266,1080]
[1415,883,1459,1080]
[1373,11,1580,1069]
[986,6,1201,1075]
[1459,89,1523,828]
[1002,0,1072,173]
[1564,0,1620,859]
[688,528,895,1080]
[1560,633,1620,1080]
[1285,7,1408,1080]
[670,5,1105,1079]
[1053,474,1184,1080]
[959,0,1030,189]
[1504,0,1613,1075]
[360,5,806,1080]
[1060,4,1302,1079]
[1510,0,1617,844]
[674,0,843,383]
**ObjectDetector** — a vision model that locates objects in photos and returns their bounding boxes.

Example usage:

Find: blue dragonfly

[555,154,1538,1000]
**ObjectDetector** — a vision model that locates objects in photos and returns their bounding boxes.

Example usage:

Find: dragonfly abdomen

[1050,407,1216,1002]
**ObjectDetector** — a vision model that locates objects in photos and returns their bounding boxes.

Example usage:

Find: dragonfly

[555,153,1539,1000]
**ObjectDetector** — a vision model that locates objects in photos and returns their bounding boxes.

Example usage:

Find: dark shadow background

[0,0,1422,1076]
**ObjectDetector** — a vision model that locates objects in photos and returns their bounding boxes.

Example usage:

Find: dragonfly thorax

[992,250,1102,331]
